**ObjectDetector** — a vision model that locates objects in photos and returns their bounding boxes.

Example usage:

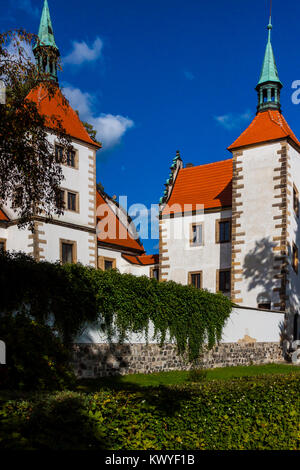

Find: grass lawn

[76,362,300,392]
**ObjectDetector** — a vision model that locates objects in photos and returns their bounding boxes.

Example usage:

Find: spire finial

[255,1,282,113]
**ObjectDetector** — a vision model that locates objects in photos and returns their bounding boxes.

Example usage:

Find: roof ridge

[182,158,232,171]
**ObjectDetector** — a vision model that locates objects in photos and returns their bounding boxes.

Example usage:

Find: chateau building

[159,17,300,338]
[0,0,158,277]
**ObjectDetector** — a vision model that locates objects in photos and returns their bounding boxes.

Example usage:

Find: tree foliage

[0,252,232,360]
[0,30,71,228]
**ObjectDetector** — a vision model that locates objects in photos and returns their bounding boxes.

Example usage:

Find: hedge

[0,313,75,391]
[0,375,299,450]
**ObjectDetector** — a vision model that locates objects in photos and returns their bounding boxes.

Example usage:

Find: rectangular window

[0,239,6,252]
[67,191,77,211]
[217,269,231,293]
[188,271,202,289]
[190,223,203,246]
[55,145,63,163]
[56,189,65,209]
[151,267,159,280]
[60,239,77,264]
[98,256,116,271]
[216,219,231,243]
[67,149,76,168]
[293,185,299,218]
[293,243,298,274]
[104,260,113,271]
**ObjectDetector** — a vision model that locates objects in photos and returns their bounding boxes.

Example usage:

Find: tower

[33,0,60,82]
[228,15,300,322]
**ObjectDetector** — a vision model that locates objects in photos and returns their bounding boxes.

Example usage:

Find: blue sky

[3,0,300,253]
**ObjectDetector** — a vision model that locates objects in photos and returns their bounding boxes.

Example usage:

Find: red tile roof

[0,209,8,221]
[228,110,300,151]
[162,159,232,215]
[122,254,159,265]
[96,191,145,253]
[26,84,101,148]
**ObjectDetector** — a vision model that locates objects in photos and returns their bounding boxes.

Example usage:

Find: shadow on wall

[243,237,277,306]
[73,334,132,378]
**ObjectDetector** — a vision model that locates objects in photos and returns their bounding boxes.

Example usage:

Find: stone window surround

[293,183,299,218]
[292,242,298,274]
[98,255,117,271]
[188,270,203,289]
[150,266,160,280]
[60,188,80,213]
[216,268,231,294]
[60,238,77,264]
[215,218,232,244]
[0,238,6,251]
[189,222,204,247]
[55,142,79,170]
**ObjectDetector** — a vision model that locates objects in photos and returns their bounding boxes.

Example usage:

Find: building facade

[159,18,300,341]
[0,0,158,277]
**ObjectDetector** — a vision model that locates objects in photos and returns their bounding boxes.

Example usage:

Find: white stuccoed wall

[161,210,231,291]
[234,142,283,308]
[77,306,283,344]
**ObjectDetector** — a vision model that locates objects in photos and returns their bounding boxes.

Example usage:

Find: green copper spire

[257,18,282,86]
[256,16,282,113]
[33,0,60,82]
[37,0,58,49]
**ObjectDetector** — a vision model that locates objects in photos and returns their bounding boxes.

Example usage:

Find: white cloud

[63,86,134,150]
[62,86,94,118]
[183,70,195,81]
[214,110,251,130]
[63,38,103,66]
[90,114,134,150]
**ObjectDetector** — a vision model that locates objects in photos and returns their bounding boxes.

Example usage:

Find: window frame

[216,268,231,294]
[0,238,6,252]
[98,256,116,271]
[190,222,204,247]
[292,243,298,274]
[293,184,299,218]
[216,218,232,244]
[55,143,79,170]
[60,239,77,264]
[150,266,160,280]
[59,189,80,213]
[188,271,203,289]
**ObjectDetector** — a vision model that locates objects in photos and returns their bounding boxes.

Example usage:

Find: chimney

[185,163,194,168]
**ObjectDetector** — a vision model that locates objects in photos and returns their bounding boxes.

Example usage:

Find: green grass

[76,363,300,392]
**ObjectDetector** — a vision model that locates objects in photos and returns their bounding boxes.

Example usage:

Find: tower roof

[26,84,101,148]
[35,0,58,50]
[228,109,300,151]
[257,17,282,87]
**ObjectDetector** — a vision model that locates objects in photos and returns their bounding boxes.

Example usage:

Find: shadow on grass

[0,392,109,450]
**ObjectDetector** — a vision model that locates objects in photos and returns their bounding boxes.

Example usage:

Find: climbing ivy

[0,252,232,361]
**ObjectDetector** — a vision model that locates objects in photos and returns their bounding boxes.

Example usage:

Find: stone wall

[72,342,284,378]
